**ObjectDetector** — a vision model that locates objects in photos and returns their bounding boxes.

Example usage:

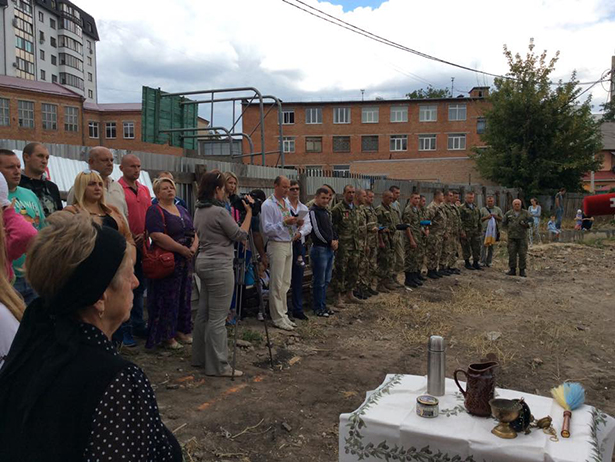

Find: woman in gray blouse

[191,171,253,377]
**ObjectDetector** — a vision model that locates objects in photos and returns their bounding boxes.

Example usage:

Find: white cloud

[80,0,614,112]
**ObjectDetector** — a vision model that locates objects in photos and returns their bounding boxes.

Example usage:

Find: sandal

[176,333,193,344]
[164,340,184,350]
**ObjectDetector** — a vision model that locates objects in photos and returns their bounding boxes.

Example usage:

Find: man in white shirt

[288,179,312,321]
[260,176,300,330]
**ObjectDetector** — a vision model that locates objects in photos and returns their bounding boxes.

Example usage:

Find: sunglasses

[289,187,300,191]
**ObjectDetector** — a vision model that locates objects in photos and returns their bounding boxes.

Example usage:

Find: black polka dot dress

[81,324,182,461]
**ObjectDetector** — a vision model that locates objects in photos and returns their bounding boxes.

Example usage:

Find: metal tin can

[416,394,439,418]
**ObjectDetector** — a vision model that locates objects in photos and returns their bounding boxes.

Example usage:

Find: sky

[78,0,615,126]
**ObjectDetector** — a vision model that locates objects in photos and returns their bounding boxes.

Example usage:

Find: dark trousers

[310,245,334,313]
[113,249,147,343]
[290,240,306,315]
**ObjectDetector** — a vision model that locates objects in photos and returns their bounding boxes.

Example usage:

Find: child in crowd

[547,215,560,242]
[574,209,583,230]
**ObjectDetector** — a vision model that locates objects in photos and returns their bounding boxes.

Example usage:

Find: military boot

[506,268,516,276]
[377,281,390,293]
[464,260,474,270]
[427,269,440,279]
[404,272,418,289]
[417,272,427,281]
[519,269,527,277]
[412,272,423,286]
[438,267,451,277]
[472,261,483,271]
[448,267,461,275]
[346,291,366,304]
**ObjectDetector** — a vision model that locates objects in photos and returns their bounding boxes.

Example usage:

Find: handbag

[142,206,175,279]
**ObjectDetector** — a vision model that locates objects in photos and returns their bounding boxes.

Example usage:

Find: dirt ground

[125,238,615,462]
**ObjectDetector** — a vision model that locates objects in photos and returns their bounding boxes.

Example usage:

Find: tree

[600,100,615,122]
[472,40,602,195]
[406,85,451,99]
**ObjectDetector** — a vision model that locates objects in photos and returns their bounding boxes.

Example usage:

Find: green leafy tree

[600,100,615,122]
[472,40,602,195]
[406,85,451,99]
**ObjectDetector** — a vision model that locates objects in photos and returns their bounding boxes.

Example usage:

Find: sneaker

[122,331,137,348]
[293,312,309,321]
[315,310,330,317]
[257,312,265,321]
[286,318,298,328]
[326,309,335,316]
[274,321,294,331]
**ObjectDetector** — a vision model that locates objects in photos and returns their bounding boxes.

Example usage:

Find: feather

[551,384,569,410]
[563,383,585,410]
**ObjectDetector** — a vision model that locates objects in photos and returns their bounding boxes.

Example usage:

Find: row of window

[14,16,34,35]
[59,52,84,71]
[284,104,468,125]
[39,49,93,67]
[88,121,135,140]
[38,11,57,29]
[281,134,469,153]
[0,99,128,136]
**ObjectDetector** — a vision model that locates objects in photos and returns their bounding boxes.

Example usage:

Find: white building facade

[0,0,98,102]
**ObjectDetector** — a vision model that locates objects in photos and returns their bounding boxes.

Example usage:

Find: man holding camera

[261,176,300,330]
[502,199,532,277]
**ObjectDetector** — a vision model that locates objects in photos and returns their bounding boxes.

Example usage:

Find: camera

[231,193,263,216]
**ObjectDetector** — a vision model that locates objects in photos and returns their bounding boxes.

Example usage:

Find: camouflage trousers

[393,232,405,273]
[461,233,481,262]
[404,234,421,273]
[332,244,360,294]
[507,238,528,270]
[377,243,395,282]
[359,244,378,289]
[445,233,461,267]
[425,233,443,271]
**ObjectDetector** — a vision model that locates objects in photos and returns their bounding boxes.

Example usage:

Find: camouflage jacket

[364,205,379,246]
[375,203,396,249]
[356,204,368,249]
[402,204,421,241]
[459,202,482,235]
[331,200,361,249]
[444,203,461,235]
[503,209,532,240]
[425,201,447,236]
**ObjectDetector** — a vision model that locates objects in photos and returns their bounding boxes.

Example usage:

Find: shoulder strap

[156,205,167,234]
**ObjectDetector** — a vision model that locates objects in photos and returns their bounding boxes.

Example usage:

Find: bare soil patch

[126,239,615,461]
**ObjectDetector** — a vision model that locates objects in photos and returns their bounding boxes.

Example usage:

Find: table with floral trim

[339,374,615,462]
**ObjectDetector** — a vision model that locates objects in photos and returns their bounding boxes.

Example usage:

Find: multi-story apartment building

[241,87,494,184]
[0,0,98,102]
[0,75,208,155]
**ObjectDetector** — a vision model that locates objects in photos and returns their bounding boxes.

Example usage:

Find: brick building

[582,121,615,192]
[0,75,207,155]
[241,87,494,184]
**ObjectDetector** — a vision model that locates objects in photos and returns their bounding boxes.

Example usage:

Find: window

[123,122,135,139]
[16,58,35,75]
[333,136,350,152]
[18,101,34,128]
[87,40,92,49]
[390,135,408,151]
[305,136,322,153]
[333,165,350,177]
[390,106,408,123]
[40,69,46,80]
[60,72,84,90]
[282,137,295,153]
[15,0,33,14]
[0,98,10,126]
[59,53,83,71]
[14,17,34,34]
[41,103,57,130]
[361,135,379,152]
[361,107,379,123]
[305,107,322,124]
[51,55,57,65]
[50,37,56,48]
[447,134,466,150]
[106,122,117,139]
[448,104,466,121]
[39,49,45,60]
[477,117,486,134]
[61,18,83,37]
[64,106,78,132]
[88,121,99,138]
[58,35,83,54]
[87,56,92,66]
[88,72,92,81]
[38,11,44,21]
[16,37,34,53]
[333,107,351,124]
[39,31,45,42]
[88,89,93,99]
[51,74,58,83]
[50,18,56,29]
[419,105,438,122]
[282,110,295,125]
[418,134,437,151]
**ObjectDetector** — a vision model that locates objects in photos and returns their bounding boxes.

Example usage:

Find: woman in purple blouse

[145,178,198,349]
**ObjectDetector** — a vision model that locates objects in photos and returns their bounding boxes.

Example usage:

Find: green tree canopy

[406,85,451,99]
[600,100,615,122]
[472,40,602,195]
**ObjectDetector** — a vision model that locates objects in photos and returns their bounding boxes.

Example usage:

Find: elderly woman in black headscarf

[0,212,182,462]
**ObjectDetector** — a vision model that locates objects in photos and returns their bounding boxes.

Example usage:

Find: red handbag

[142,206,175,279]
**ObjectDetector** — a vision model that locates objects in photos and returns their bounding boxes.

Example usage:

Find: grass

[241,328,263,344]
[577,236,615,248]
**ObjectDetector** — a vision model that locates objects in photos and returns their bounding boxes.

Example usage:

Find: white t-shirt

[0,302,19,369]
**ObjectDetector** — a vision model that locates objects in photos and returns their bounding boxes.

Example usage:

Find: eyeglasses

[289,187,300,191]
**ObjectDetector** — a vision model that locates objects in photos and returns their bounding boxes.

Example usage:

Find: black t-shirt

[19,174,63,217]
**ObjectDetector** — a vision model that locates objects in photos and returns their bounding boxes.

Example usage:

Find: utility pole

[610,55,615,103]
[451,77,455,97]
[361,89,365,101]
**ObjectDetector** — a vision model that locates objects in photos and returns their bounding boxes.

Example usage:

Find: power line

[282,0,608,87]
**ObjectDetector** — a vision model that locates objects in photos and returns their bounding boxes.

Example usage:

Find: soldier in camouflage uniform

[390,186,405,277]
[424,190,447,279]
[353,189,370,300]
[502,199,532,277]
[376,191,398,291]
[331,185,365,306]
[402,192,423,288]
[459,191,483,271]
[360,190,380,296]
[417,195,428,281]
[441,191,461,275]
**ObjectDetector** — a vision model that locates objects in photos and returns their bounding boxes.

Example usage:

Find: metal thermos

[427,335,446,396]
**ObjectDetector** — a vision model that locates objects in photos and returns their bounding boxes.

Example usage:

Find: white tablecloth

[339,374,615,462]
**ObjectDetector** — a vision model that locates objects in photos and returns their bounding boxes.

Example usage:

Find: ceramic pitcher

[453,361,498,417]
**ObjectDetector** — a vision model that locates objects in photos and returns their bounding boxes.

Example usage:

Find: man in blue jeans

[288,180,312,321]
[554,188,565,230]
[308,188,338,317]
